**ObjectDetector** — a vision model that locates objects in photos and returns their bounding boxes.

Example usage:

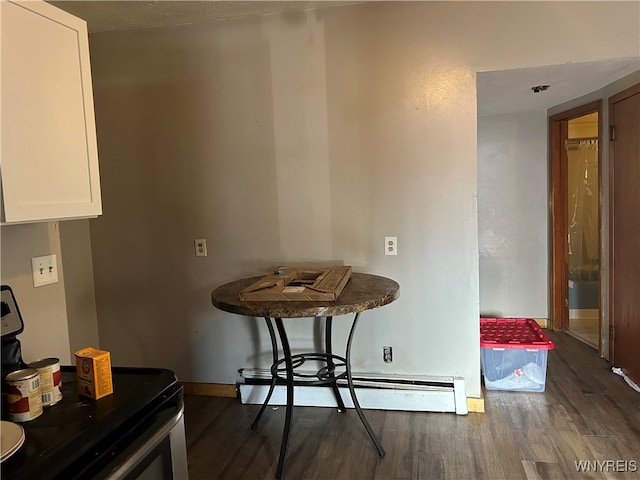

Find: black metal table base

[251,314,385,480]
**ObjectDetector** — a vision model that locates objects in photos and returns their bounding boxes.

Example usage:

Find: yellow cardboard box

[75,347,113,399]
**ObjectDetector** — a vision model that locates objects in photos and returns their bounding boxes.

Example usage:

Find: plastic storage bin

[480,318,554,392]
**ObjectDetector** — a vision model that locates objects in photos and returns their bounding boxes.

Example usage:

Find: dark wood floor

[183,331,640,479]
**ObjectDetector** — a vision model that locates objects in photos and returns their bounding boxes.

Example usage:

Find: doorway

[549,101,602,351]
[566,113,600,346]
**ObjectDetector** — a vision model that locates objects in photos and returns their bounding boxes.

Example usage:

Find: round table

[211,272,399,480]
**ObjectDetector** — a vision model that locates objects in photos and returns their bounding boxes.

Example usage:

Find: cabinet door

[1,0,101,223]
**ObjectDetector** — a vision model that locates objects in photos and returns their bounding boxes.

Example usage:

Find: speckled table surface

[211,272,399,318]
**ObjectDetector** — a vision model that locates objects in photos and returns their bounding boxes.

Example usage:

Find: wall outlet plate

[385,237,397,256]
[194,239,208,257]
[383,345,393,363]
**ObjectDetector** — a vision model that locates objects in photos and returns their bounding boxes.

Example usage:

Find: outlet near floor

[383,346,393,363]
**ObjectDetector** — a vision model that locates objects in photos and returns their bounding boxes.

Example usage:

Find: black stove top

[2,365,181,480]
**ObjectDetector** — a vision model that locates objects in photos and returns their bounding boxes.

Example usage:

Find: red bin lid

[480,318,555,349]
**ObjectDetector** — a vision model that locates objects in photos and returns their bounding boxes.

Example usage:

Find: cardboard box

[240,266,352,301]
[75,347,113,399]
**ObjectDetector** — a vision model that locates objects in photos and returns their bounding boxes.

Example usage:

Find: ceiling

[50,1,364,32]
[477,58,639,116]
[49,1,639,116]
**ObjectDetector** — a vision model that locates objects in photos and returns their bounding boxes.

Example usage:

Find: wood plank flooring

[568,310,599,347]
[183,331,640,479]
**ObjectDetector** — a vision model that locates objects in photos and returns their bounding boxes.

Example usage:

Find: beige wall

[58,219,100,353]
[82,2,639,398]
[0,222,72,363]
[0,220,99,362]
[3,2,638,398]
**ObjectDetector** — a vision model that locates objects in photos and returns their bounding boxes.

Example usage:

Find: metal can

[28,357,63,407]
[4,369,43,422]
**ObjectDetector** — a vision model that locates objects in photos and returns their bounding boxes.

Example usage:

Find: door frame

[548,101,602,347]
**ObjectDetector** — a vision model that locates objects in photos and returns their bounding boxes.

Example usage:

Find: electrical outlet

[194,239,208,257]
[384,237,397,256]
[32,254,58,287]
[383,346,393,363]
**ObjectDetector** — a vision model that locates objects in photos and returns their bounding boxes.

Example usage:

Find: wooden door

[609,83,640,385]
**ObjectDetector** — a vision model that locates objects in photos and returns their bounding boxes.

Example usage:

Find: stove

[2,366,188,480]
[1,286,188,479]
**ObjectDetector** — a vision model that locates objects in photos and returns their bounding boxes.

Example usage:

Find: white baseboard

[237,373,468,415]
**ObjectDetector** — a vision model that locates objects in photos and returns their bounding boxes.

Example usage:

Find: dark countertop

[211,272,400,318]
[1,366,180,480]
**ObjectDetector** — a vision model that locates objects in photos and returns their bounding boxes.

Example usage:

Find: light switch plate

[32,254,58,287]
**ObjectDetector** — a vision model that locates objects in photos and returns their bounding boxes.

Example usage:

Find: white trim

[238,374,468,415]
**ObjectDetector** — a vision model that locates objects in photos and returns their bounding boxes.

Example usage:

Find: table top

[211,272,399,318]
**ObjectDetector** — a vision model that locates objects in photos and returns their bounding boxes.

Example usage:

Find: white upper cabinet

[1,0,102,224]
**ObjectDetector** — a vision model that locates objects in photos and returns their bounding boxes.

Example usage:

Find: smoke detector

[531,84,551,93]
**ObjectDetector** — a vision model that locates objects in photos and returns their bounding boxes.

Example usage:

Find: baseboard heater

[237,368,468,415]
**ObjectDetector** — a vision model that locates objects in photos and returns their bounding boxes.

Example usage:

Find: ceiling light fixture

[531,84,551,93]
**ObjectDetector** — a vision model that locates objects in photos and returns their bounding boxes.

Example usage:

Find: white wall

[81,2,639,399]
[0,1,624,399]
[478,111,549,318]
[0,222,72,363]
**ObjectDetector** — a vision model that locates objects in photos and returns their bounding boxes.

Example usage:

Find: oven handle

[105,399,188,480]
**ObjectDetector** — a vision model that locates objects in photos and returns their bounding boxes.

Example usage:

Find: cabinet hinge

[610,325,615,340]
[610,125,616,142]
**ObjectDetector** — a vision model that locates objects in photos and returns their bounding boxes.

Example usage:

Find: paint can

[28,358,63,407]
[4,369,43,422]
